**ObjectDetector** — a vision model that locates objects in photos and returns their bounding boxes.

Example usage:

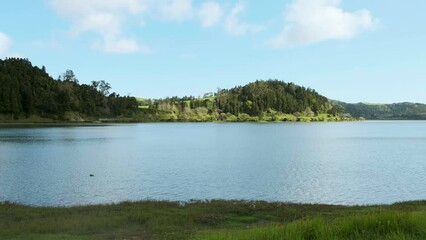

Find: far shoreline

[4,119,426,126]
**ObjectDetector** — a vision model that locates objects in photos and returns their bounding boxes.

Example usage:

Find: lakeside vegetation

[0,58,138,122]
[1,200,425,240]
[1,58,425,123]
[133,80,356,122]
[337,101,426,120]
[0,58,355,123]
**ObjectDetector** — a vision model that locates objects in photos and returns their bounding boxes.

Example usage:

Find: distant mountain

[336,102,426,120]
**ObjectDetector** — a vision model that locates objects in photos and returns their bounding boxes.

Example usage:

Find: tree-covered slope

[138,80,349,122]
[6,58,425,122]
[0,58,138,121]
[339,102,426,120]
[215,80,337,116]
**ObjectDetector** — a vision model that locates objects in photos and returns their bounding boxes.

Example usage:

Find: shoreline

[2,119,426,127]
[0,118,360,124]
[0,118,362,125]
[0,112,361,124]
[1,199,425,239]
[2,198,425,208]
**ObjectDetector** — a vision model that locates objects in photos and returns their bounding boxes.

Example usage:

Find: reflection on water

[0,122,425,206]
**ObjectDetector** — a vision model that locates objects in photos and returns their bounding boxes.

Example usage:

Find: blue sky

[0,0,425,103]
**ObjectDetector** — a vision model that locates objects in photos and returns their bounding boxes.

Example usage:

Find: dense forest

[137,80,350,122]
[338,102,426,120]
[0,58,138,121]
[215,80,335,116]
[2,58,424,122]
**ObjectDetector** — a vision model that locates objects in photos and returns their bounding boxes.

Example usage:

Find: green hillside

[339,102,426,120]
[137,80,350,122]
[0,58,138,121]
[4,58,425,122]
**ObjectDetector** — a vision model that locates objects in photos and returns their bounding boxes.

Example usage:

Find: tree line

[1,58,353,122]
[338,102,426,120]
[0,58,138,120]
[135,80,348,122]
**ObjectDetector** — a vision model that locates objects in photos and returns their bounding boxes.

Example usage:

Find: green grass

[136,97,148,102]
[1,200,425,240]
[200,96,216,102]
[138,105,150,109]
[194,211,426,240]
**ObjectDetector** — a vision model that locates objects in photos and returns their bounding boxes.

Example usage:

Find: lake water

[0,122,425,206]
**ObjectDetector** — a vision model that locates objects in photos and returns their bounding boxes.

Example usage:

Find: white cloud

[270,0,377,48]
[198,1,223,27]
[225,2,264,36]
[0,32,13,57]
[160,0,194,21]
[48,0,268,52]
[49,0,149,54]
[95,37,151,54]
[0,32,20,58]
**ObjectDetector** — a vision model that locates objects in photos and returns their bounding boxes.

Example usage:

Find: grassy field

[1,200,425,240]
[194,211,426,240]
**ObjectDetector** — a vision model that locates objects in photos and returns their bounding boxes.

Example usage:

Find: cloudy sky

[1,0,425,103]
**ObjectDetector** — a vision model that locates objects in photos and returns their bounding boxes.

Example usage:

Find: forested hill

[0,58,138,121]
[13,57,426,122]
[146,80,349,122]
[338,102,426,120]
[0,58,352,122]
[215,80,338,116]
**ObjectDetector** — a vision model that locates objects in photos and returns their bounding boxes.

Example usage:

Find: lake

[0,122,425,206]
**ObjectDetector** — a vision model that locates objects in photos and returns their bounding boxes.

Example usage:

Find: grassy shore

[1,200,425,240]
[0,110,360,123]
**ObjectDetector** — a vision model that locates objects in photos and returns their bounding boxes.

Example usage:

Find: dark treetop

[0,58,138,121]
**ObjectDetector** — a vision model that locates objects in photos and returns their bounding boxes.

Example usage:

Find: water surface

[0,122,425,206]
